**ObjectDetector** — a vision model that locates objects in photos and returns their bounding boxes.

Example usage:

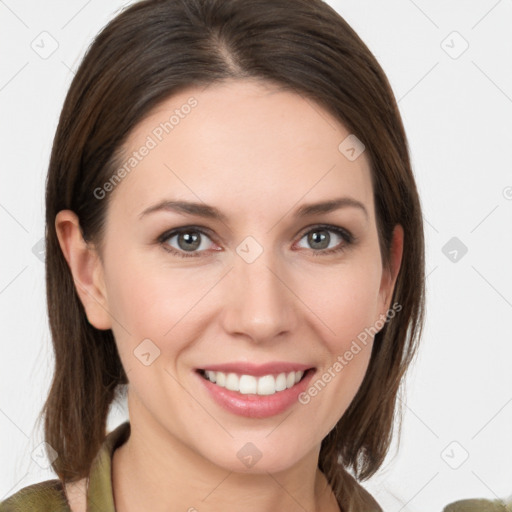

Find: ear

[55,210,112,330]
[378,224,404,317]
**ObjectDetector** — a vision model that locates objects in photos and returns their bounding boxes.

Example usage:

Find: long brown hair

[40,0,425,509]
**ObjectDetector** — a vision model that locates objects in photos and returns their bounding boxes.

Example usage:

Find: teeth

[203,370,305,395]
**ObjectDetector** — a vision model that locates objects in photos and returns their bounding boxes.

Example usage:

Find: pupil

[309,230,329,249]
[179,231,200,251]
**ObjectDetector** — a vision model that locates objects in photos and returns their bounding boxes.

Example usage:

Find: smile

[195,367,316,418]
[198,369,309,396]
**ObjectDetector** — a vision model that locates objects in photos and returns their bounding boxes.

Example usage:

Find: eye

[158,227,217,258]
[295,225,354,256]
[157,224,355,259]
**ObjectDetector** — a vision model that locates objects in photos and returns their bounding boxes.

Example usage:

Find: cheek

[295,265,382,432]
[104,263,195,383]
[103,253,194,333]
[102,254,221,374]
[302,260,383,346]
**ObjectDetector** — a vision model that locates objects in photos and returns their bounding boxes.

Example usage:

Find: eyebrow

[138,196,368,222]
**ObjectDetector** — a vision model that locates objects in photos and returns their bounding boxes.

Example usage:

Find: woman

[1,0,426,510]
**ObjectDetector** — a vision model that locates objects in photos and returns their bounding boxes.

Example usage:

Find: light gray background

[1,1,511,510]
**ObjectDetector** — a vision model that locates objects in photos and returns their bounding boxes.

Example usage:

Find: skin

[56,78,403,512]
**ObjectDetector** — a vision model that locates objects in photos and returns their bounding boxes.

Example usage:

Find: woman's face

[82,79,402,473]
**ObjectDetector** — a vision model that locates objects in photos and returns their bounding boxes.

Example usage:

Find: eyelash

[157,224,356,259]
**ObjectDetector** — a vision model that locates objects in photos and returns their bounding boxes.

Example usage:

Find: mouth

[195,367,315,396]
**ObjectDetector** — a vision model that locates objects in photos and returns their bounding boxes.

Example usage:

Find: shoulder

[0,479,70,512]
[443,498,512,511]
[341,470,383,512]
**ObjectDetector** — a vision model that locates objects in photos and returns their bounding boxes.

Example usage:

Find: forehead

[108,79,374,225]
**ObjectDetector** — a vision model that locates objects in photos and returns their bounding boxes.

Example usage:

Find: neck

[112,413,340,512]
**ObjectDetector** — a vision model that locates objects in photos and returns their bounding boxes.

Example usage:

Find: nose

[220,244,299,344]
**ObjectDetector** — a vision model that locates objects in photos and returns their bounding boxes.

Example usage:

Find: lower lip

[194,368,316,419]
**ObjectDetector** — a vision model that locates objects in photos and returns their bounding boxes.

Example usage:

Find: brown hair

[40,0,425,509]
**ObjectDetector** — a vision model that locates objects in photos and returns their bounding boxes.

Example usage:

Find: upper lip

[197,361,315,377]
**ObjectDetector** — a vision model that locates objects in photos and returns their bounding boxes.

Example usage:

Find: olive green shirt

[0,421,131,511]
[443,500,512,512]
[1,421,509,511]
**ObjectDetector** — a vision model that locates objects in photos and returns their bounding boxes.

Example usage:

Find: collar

[86,420,131,512]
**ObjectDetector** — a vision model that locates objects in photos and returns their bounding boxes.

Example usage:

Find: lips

[195,365,317,418]
[196,361,315,377]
